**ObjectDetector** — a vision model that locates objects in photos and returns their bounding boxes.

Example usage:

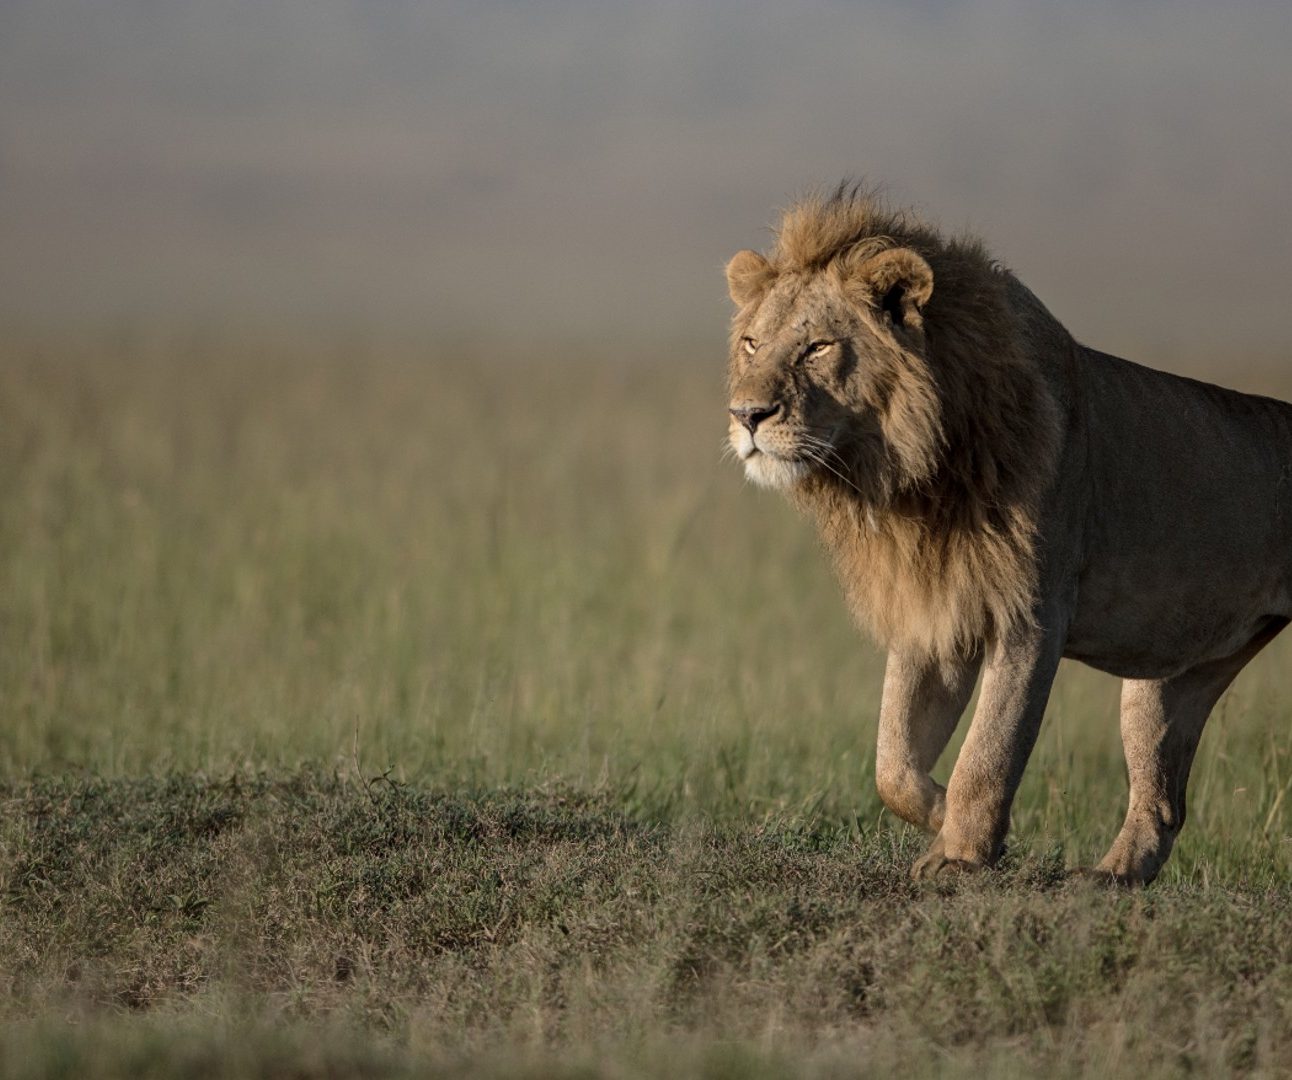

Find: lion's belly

[1062,559,1292,680]
[1064,618,1277,680]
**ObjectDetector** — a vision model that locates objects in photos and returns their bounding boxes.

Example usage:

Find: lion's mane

[765,187,1066,660]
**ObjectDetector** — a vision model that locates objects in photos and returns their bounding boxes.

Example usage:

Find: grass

[4,330,1292,1075]
[4,771,1292,1078]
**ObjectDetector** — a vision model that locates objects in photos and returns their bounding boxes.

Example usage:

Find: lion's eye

[807,340,833,356]
[741,337,758,356]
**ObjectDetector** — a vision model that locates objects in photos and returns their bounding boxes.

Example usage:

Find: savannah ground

[4,333,1292,1077]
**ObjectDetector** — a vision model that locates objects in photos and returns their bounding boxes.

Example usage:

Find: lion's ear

[850,248,934,329]
[725,249,775,307]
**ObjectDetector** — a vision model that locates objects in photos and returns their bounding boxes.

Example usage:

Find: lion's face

[725,246,936,495]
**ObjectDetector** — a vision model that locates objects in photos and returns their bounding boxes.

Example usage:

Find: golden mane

[771,182,983,272]
[765,186,1067,659]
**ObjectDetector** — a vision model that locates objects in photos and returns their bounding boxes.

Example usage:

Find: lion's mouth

[732,422,806,457]
[733,426,795,460]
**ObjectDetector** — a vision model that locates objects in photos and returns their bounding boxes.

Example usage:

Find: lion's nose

[729,403,781,434]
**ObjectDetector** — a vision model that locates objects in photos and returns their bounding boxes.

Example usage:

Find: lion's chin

[742,451,809,490]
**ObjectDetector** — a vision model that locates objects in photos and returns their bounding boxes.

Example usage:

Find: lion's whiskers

[797,432,865,497]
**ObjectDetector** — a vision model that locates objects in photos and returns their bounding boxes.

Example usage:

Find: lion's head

[726,235,940,502]
[724,185,1065,659]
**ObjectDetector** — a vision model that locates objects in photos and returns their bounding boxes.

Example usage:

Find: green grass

[4,332,1292,1075]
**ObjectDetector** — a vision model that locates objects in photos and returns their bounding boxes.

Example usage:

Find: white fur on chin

[743,451,808,489]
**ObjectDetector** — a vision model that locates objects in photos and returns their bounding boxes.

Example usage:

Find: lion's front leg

[875,649,980,833]
[911,626,1063,879]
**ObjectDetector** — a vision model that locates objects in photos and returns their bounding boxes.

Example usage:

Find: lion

[725,183,1292,885]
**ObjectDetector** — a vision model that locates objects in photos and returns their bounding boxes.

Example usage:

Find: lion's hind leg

[1093,625,1283,885]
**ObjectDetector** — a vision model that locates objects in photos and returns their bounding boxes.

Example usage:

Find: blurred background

[4,1,1292,871]
[3,0,1291,361]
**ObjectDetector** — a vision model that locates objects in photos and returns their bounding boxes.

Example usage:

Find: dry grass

[4,331,1292,1075]
[4,772,1292,1079]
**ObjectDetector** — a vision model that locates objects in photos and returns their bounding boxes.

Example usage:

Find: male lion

[725,184,1292,885]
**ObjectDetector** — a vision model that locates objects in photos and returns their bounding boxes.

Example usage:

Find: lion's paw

[910,847,986,881]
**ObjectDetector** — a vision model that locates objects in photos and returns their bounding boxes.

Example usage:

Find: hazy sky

[3,1,1291,358]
